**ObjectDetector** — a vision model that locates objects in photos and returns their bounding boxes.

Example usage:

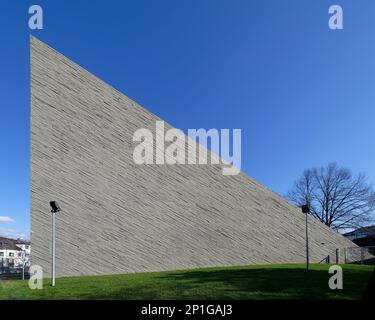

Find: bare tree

[287,163,375,231]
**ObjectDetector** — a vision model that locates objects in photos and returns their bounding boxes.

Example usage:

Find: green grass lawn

[0,264,373,300]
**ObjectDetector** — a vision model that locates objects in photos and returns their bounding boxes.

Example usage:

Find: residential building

[344,226,375,247]
[0,237,24,268]
[15,239,31,267]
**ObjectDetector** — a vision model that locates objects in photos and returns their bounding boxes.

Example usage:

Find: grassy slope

[0,264,373,300]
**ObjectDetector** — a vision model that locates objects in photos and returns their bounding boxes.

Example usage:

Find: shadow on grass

[2,265,372,300]
[103,266,372,300]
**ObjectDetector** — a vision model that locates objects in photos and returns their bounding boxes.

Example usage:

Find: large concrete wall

[30,36,354,277]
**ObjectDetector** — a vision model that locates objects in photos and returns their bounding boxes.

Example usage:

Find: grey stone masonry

[30,36,355,277]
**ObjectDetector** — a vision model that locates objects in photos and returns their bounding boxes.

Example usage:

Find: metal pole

[361,247,364,265]
[305,210,309,272]
[336,248,339,264]
[52,210,56,287]
[22,250,25,280]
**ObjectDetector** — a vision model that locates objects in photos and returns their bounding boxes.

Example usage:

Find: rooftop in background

[14,238,31,245]
[0,237,23,251]
[344,226,375,241]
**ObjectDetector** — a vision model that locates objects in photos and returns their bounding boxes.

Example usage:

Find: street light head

[50,201,61,213]
[301,204,310,214]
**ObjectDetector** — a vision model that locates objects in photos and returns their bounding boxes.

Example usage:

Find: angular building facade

[30,36,354,277]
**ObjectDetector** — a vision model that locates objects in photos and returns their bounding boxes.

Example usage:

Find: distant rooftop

[0,237,23,250]
[344,226,375,241]
[344,226,375,236]
[14,238,31,245]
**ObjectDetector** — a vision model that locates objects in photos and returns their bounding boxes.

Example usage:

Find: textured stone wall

[30,36,355,277]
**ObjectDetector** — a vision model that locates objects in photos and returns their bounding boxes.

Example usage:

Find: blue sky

[0,0,374,239]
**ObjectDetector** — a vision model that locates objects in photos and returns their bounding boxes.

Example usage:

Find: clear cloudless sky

[0,0,374,239]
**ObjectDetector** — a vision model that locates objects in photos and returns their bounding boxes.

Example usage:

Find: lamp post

[21,250,25,280]
[301,204,310,272]
[50,201,61,287]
